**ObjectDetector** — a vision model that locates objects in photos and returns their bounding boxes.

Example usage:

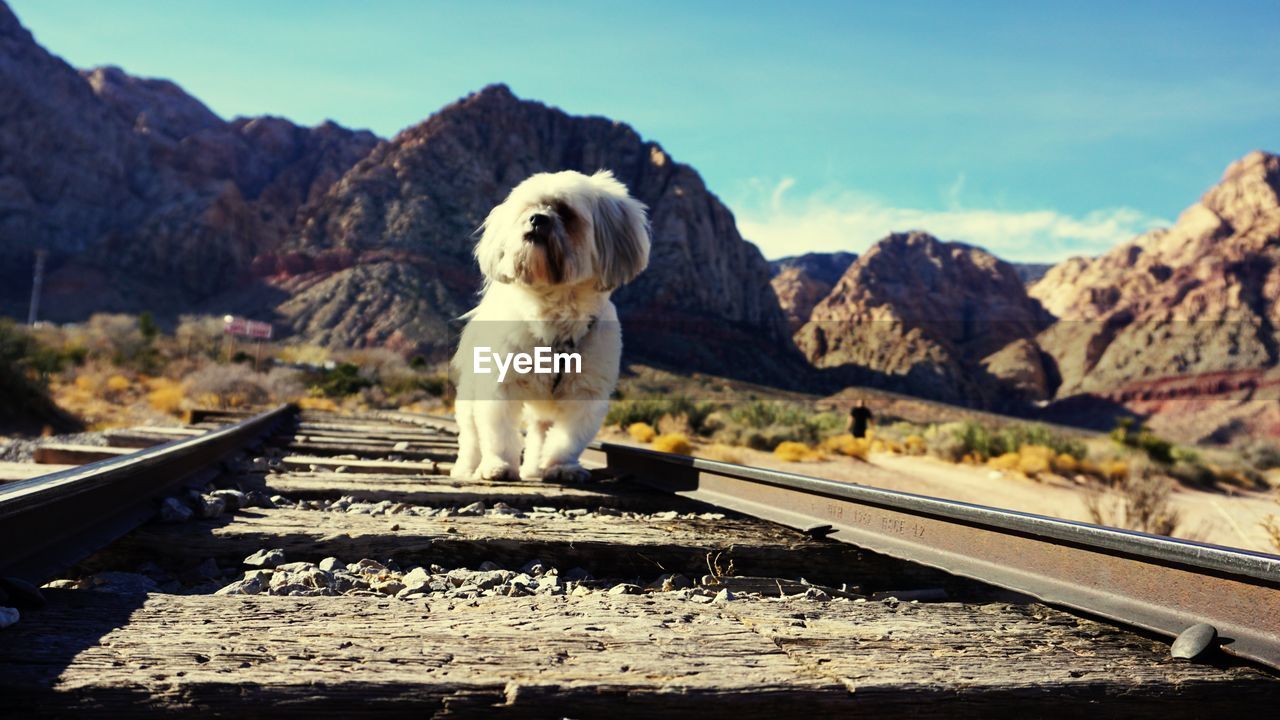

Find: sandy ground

[602,431,1280,555]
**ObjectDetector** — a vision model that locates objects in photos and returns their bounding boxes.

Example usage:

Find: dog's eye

[553,202,577,226]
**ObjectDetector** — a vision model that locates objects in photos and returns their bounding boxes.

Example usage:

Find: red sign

[223,316,273,340]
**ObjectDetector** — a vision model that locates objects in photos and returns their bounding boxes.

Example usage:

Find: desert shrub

[1085,471,1181,536]
[773,441,824,462]
[1102,460,1130,483]
[276,343,332,366]
[85,314,160,371]
[138,311,160,340]
[147,378,185,415]
[652,433,692,455]
[820,433,870,460]
[175,315,227,360]
[0,319,67,422]
[312,363,374,398]
[262,368,304,401]
[656,413,694,436]
[296,396,339,411]
[1016,445,1055,478]
[187,364,273,408]
[627,422,657,443]
[924,423,967,462]
[988,452,1020,472]
[105,374,131,394]
[955,421,1087,461]
[715,401,843,449]
[1110,418,1174,465]
[606,395,714,433]
[1053,453,1079,475]
[903,434,927,456]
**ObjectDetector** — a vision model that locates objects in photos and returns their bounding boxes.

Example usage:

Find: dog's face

[476,170,650,291]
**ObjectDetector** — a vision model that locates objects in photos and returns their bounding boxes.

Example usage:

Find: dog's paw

[476,457,519,482]
[518,463,543,481]
[449,463,474,480]
[541,463,591,484]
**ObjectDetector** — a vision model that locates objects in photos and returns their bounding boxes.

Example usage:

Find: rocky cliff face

[0,3,377,320]
[280,85,798,379]
[769,252,857,332]
[794,232,1053,405]
[1013,151,1280,442]
[1027,151,1280,397]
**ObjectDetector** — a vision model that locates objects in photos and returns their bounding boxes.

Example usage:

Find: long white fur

[451,170,650,482]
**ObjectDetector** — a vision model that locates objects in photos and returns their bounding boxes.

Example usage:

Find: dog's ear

[474,203,512,284]
[591,173,650,291]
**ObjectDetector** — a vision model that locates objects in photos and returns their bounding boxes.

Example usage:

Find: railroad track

[0,405,1276,716]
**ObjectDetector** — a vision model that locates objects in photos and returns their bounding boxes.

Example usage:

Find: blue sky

[11,0,1279,261]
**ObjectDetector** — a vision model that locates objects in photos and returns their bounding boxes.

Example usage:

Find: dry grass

[627,422,657,443]
[1016,444,1055,478]
[903,434,927,456]
[773,441,825,462]
[1084,472,1181,536]
[988,452,1020,472]
[146,377,184,415]
[1053,453,1079,474]
[819,433,870,460]
[1262,514,1280,553]
[652,433,693,455]
[296,396,339,411]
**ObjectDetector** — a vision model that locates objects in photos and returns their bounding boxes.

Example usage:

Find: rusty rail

[0,405,293,585]
[309,411,1280,670]
[597,442,1280,671]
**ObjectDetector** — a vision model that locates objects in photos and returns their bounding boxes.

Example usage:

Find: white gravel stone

[401,567,431,591]
[318,557,345,573]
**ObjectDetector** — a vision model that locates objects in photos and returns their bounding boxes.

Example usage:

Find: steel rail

[326,411,1280,669]
[596,441,1280,671]
[0,404,293,585]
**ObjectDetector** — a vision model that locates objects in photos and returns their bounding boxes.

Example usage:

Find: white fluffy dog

[450,170,650,483]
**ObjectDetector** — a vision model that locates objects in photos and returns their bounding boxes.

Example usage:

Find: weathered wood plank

[289,433,457,449]
[279,455,439,476]
[281,441,453,462]
[122,425,205,437]
[0,592,1270,718]
[259,472,686,511]
[0,460,75,481]
[113,508,949,589]
[32,444,133,464]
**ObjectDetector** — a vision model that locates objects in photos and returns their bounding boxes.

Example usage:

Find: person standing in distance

[847,398,873,439]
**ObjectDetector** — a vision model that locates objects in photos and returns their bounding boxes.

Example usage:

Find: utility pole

[27,249,47,326]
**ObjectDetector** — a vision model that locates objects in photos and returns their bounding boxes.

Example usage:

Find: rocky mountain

[0,2,377,320]
[769,252,858,332]
[271,84,798,378]
[1018,150,1280,441]
[794,232,1053,405]
[0,3,796,382]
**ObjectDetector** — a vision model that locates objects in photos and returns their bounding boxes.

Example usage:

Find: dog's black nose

[529,213,551,233]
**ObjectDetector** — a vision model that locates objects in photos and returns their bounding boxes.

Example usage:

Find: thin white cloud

[732,180,1168,263]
